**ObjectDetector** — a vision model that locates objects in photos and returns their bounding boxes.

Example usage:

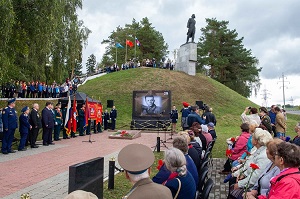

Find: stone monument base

[175,42,197,76]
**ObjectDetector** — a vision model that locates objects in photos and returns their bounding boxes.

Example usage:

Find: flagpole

[134,36,137,62]
[116,45,117,65]
[125,40,127,63]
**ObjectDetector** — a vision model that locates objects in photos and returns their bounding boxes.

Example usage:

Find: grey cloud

[79,0,300,79]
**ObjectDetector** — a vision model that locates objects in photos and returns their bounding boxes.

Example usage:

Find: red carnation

[246,151,251,156]
[250,163,259,170]
[157,159,164,170]
[230,137,236,142]
[226,149,232,157]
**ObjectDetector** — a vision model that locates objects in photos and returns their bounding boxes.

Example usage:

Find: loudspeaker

[196,101,204,109]
[107,100,114,108]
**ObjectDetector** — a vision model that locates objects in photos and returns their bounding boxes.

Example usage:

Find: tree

[197,18,261,97]
[74,61,83,76]
[0,0,90,85]
[0,0,15,84]
[86,54,96,75]
[101,17,168,66]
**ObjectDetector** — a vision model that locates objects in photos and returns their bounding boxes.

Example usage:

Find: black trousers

[42,127,53,144]
[223,158,232,172]
[111,119,116,130]
[30,128,39,147]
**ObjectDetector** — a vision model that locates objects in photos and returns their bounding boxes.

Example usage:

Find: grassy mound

[79,68,300,158]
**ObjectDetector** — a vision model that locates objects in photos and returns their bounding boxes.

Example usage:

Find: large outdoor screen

[132,90,171,120]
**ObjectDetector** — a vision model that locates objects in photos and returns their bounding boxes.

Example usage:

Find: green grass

[103,152,164,199]
[78,68,300,158]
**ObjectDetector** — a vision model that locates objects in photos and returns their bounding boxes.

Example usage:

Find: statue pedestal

[175,42,197,76]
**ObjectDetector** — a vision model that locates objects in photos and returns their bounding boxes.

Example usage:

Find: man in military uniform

[29,103,42,148]
[141,95,162,115]
[110,106,117,130]
[103,109,110,130]
[78,104,86,136]
[259,107,273,135]
[118,144,173,199]
[42,102,55,146]
[53,103,62,141]
[1,98,18,154]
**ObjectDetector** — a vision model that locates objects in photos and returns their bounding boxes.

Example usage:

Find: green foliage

[197,18,261,98]
[86,54,96,75]
[0,0,90,85]
[78,68,300,159]
[101,18,168,66]
[74,61,83,76]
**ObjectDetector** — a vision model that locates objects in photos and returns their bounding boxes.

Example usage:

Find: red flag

[85,98,89,126]
[71,96,77,132]
[96,104,103,125]
[126,39,134,47]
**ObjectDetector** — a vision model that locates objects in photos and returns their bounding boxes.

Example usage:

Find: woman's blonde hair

[253,128,273,146]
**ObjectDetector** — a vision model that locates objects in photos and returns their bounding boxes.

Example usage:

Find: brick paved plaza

[0,131,228,199]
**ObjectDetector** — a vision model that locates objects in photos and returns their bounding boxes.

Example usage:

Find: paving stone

[1,131,229,198]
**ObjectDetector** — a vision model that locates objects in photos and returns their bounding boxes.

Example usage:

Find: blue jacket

[30,85,35,92]
[180,108,191,117]
[152,154,199,186]
[42,107,55,129]
[269,110,276,124]
[165,171,196,199]
[19,114,30,134]
[2,106,18,130]
[38,84,43,92]
[187,112,205,127]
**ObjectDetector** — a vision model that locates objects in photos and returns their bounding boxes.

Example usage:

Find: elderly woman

[229,128,273,198]
[221,123,251,174]
[247,142,300,199]
[164,148,196,199]
[178,131,201,171]
[245,138,282,198]
[292,122,300,146]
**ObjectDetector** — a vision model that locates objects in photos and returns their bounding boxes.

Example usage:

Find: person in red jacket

[220,123,251,174]
[247,141,300,199]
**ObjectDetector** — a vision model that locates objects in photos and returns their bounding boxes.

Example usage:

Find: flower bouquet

[108,130,141,140]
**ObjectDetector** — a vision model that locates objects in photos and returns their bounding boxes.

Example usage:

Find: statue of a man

[186,14,196,43]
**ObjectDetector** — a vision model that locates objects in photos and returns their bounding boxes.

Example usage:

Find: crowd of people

[0,98,117,154]
[1,77,81,99]
[111,102,217,199]
[219,105,300,199]
[103,58,176,73]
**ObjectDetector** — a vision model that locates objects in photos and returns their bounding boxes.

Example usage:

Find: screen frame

[132,90,172,120]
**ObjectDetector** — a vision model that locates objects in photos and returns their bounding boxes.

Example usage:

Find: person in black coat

[170,105,178,134]
[42,102,55,146]
[18,106,31,151]
[202,107,217,125]
[78,104,86,136]
[29,103,42,148]
[110,106,117,130]
[103,109,110,130]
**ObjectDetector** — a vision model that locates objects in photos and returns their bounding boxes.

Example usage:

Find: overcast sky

[77,0,300,106]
